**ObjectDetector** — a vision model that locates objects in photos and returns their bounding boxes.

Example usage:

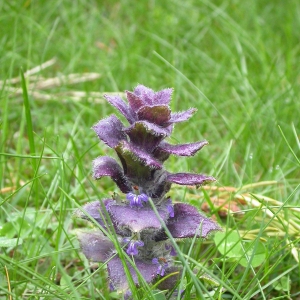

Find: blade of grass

[20,68,36,170]
[278,125,300,166]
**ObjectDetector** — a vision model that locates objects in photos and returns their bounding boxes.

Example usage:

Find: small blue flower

[165,244,177,256]
[124,238,144,256]
[166,198,174,218]
[152,257,169,276]
[126,192,148,207]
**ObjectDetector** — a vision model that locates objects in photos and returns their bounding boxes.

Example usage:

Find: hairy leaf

[92,115,126,148]
[92,156,132,193]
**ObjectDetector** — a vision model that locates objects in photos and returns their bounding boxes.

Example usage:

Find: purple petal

[107,204,169,234]
[104,94,135,123]
[152,258,159,264]
[133,85,155,105]
[126,192,148,207]
[167,108,197,124]
[136,105,171,125]
[165,203,222,239]
[153,88,173,105]
[92,115,126,148]
[165,244,177,256]
[107,256,158,292]
[76,230,114,262]
[74,200,114,227]
[125,240,144,256]
[157,140,208,157]
[92,156,132,193]
[167,173,216,186]
[157,265,165,276]
[124,121,172,152]
[152,257,168,276]
[126,91,144,111]
[166,198,174,218]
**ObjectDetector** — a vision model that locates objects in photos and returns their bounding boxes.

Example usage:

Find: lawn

[0,0,299,299]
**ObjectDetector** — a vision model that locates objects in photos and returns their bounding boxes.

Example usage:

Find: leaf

[155,203,221,241]
[214,231,266,268]
[92,115,126,148]
[92,156,132,193]
[239,241,266,268]
[136,105,171,125]
[157,140,208,157]
[167,173,216,186]
[108,255,158,292]
[0,237,23,247]
[76,230,114,262]
[152,290,167,300]
[104,94,135,123]
[124,121,172,152]
[108,204,169,234]
[168,108,197,124]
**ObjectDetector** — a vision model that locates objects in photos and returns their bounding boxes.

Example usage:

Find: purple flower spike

[124,239,144,256]
[75,85,221,297]
[152,257,169,276]
[126,192,148,207]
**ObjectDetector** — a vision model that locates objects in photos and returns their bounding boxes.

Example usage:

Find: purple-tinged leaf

[92,115,126,148]
[76,230,114,262]
[168,108,197,124]
[92,156,132,193]
[158,203,221,240]
[167,173,216,186]
[104,94,135,123]
[153,88,173,105]
[157,140,208,157]
[116,140,162,180]
[74,199,114,228]
[126,91,144,112]
[108,204,169,234]
[124,121,172,152]
[136,105,171,125]
[108,256,158,292]
[133,85,155,105]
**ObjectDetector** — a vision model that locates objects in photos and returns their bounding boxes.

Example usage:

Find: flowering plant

[74,85,221,298]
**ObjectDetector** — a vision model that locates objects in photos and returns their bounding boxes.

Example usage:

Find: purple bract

[74,85,221,297]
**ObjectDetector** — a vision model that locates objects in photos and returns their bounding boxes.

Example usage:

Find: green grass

[1,0,299,299]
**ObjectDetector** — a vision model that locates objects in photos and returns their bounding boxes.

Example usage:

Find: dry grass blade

[0,58,105,102]
[184,182,300,244]
[28,73,101,89]
[0,57,57,85]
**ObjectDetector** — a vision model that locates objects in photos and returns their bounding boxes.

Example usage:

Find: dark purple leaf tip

[167,203,222,239]
[167,173,216,186]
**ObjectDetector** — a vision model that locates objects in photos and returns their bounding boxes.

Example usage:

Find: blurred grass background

[0,0,299,299]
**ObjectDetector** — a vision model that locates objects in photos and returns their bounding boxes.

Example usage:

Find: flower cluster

[74,85,221,297]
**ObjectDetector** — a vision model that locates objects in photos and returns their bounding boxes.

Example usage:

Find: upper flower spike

[75,84,221,298]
